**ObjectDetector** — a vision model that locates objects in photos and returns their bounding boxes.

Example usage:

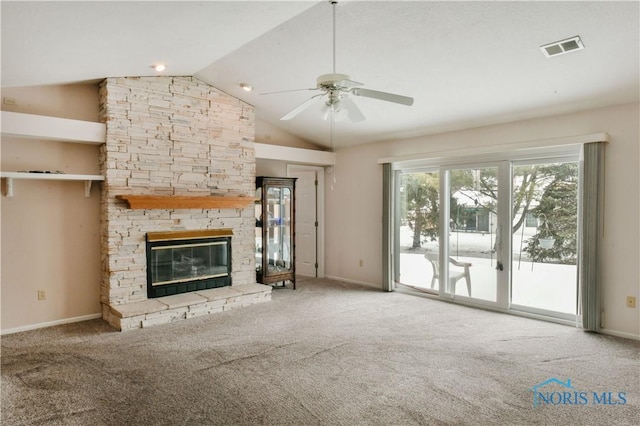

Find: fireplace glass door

[256,176,296,288]
[150,241,228,285]
[146,230,232,298]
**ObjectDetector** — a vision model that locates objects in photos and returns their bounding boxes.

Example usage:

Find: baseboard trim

[324,275,381,290]
[599,328,640,341]
[1,313,102,336]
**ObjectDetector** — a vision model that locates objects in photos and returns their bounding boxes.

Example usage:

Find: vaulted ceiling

[2,1,638,148]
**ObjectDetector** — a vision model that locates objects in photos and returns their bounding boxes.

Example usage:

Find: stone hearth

[104,283,270,331]
[99,76,270,330]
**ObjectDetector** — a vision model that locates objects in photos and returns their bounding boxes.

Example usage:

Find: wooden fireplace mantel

[116,195,255,210]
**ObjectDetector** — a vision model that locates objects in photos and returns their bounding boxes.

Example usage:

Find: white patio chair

[424,252,472,296]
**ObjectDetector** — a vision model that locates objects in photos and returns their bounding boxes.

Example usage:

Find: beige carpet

[2,277,639,425]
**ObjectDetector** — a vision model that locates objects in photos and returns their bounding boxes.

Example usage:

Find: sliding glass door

[396,170,440,291]
[394,156,578,321]
[442,165,504,305]
[510,160,579,318]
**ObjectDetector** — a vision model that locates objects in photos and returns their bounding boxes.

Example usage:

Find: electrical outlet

[37,290,46,301]
[626,296,636,308]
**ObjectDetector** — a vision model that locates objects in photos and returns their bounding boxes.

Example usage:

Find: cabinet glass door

[265,186,293,275]
[256,176,296,288]
[255,187,263,275]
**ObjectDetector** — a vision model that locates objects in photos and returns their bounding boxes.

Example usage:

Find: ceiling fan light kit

[274,1,414,123]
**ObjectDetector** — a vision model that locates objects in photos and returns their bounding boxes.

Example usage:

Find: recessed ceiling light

[151,64,166,72]
[540,36,584,58]
[240,83,253,92]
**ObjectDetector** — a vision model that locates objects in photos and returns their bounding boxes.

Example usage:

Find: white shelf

[1,112,106,197]
[1,111,106,144]
[0,172,104,197]
[254,142,334,166]
[0,172,104,180]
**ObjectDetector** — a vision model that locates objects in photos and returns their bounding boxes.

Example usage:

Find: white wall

[325,103,640,339]
[256,159,289,177]
[256,118,321,150]
[1,84,102,332]
[0,84,99,121]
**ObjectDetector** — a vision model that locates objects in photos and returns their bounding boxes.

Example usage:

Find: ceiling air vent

[540,36,584,58]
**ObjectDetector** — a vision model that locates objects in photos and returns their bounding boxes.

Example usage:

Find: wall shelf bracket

[5,177,14,197]
[84,180,93,197]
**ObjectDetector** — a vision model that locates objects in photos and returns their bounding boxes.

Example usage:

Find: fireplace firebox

[146,229,232,298]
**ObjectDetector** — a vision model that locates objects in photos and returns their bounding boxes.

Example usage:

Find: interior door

[441,163,509,307]
[289,168,318,277]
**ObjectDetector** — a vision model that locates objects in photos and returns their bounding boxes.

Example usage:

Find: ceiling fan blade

[261,87,318,95]
[335,78,364,89]
[352,88,414,106]
[339,96,366,122]
[280,94,324,121]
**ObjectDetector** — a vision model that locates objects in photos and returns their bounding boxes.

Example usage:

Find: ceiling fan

[266,0,414,123]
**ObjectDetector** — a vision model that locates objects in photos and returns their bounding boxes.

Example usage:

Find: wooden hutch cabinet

[255,177,296,289]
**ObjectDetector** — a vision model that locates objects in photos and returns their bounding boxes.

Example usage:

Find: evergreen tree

[524,163,578,263]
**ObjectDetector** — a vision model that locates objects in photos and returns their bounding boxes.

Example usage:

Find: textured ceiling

[2,1,639,148]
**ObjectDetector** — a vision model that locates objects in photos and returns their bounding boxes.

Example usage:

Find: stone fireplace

[99,76,271,331]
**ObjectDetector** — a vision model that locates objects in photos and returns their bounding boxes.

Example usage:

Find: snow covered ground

[398,226,577,315]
